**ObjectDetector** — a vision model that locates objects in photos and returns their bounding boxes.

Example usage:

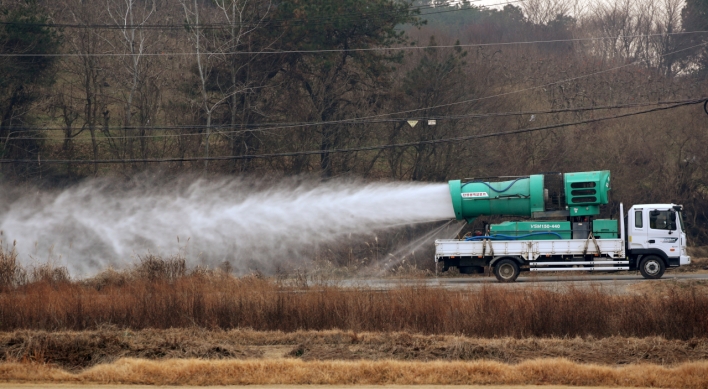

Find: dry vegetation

[679,247,708,272]
[2,358,708,387]
[629,279,708,296]
[2,254,708,386]
[2,329,708,370]
[0,255,707,339]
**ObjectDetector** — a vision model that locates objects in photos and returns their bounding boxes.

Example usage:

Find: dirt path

[343,272,708,292]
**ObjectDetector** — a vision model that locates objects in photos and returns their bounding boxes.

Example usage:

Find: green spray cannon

[448,171,611,222]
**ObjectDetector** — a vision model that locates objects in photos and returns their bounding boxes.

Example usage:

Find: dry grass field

[2,358,708,387]
[2,329,708,369]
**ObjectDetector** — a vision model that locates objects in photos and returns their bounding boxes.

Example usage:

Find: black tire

[639,255,666,279]
[494,259,520,282]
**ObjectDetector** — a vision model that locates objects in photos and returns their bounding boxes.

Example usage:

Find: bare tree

[105,0,164,166]
[589,0,644,63]
[47,87,82,178]
[180,0,268,174]
[651,0,685,76]
[213,0,272,173]
[58,0,111,175]
[180,0,214,173]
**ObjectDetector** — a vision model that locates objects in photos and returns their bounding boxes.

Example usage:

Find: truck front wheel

[639,256,665,279]
[494,259,520,282]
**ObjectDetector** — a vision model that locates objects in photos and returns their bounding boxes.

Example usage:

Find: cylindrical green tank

[448,170,612,221]
[448,175,545,222]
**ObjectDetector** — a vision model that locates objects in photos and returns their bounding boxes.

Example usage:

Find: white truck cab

[627,204,690,277]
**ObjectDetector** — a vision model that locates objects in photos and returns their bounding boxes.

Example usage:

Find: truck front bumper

[680,255,691,265]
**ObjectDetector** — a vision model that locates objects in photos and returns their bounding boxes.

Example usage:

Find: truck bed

[435,238,625,261]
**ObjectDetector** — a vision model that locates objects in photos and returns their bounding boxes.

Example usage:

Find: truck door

[629,208,648,249]
[647,208,679,257]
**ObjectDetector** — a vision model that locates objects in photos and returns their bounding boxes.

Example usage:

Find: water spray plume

[373,220,465,276]
[0,176,455,275]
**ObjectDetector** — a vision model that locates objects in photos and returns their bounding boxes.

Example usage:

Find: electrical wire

[337,41,708,122]
[2,41,704,144]
[2,98,702,165]
[1,99,700,141]
[1,35,704,145]
[1,28,706,57]
[2,29,698,146]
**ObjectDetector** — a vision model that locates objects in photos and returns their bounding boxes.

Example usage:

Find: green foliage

[415,1,491,32]
[0,0,60,160]
[274,0,421,74]
[403,37,466,99]
[390,37,471,181]
[682,0,708,31]
[681,0,708,76]
[0,1,60,100]
[276,0,419,50]
[414,3,528,39]
[265,0,423,176]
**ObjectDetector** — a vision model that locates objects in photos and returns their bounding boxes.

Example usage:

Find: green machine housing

[490,221,571,240]
[448,171,617,240]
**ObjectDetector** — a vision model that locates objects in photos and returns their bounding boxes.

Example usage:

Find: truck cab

[627,204,690,277]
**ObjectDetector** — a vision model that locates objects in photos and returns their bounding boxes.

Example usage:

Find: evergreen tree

[0,0,60,172]
[270,0,421,177]
[681,0,708,77]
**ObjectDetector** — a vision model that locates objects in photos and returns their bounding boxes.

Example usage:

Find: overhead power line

[1,37,702,147]
[2,99,703,165]
[335,41,708,122]
[1,28,705,57]
[2,99,700,142]
[2,41,702,144]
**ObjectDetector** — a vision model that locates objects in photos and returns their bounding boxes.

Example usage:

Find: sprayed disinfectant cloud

[0,176,455,276]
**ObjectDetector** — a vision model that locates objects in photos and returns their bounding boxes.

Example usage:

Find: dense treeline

[0,0,707,239]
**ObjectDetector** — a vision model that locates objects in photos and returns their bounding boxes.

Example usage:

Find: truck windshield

[678,211,685,232]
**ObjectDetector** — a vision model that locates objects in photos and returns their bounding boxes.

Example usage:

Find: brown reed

[0,257,706,339]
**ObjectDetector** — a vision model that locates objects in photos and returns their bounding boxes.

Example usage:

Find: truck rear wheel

[494,259,520,282]
[639,256,665,279]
